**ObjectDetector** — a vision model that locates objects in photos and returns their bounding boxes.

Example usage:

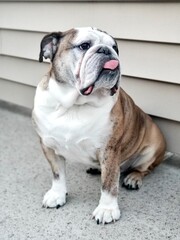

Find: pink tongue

[103,60,119,70]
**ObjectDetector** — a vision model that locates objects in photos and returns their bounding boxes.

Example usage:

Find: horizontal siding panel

[153,117,180,155]
[119,40,180,84]
[0,2,180,43]
[0,78,35,109]
[1,30,44,60]
[121,76,180,122]
[1,29,180,84]
[0,55,47,87]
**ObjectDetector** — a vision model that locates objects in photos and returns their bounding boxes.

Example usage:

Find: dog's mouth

[80,60,119,96]
[80,84,95,95]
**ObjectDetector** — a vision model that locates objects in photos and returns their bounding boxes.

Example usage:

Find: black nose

[97,46,111,55]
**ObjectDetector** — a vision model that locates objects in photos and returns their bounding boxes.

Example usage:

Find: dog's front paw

[42,189,66,208]
[92,205,121,224]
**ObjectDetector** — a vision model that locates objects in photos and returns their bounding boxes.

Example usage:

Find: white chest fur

[33,78,116,166]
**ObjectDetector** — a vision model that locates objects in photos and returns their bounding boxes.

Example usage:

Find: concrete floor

[0,100,180,240]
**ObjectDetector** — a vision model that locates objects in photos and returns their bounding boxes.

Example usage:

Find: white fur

[34,77,117,167]
[73,27,119,91]
[93,191,121,224]
[43,178,67,208]
[74,27,115,47]
[42,156,67,208]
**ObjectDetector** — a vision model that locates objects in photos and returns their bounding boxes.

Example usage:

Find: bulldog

[32,27,166,224]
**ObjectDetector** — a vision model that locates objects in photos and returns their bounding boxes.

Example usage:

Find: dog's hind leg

[40,140,67,208]
[122,145,165,190]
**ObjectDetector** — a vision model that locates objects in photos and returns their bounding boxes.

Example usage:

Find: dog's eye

[79,42,91,51]
[113,45,119,55]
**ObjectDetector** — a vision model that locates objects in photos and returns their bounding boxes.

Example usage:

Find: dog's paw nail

[96,219,100,225]
[56,204,61,209]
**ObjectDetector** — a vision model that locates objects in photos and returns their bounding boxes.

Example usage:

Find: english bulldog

[32,27,166,224]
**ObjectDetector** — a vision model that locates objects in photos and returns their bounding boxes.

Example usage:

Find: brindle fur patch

[57,29,77,57]
[52,29,77,82]
[99,88,166,195]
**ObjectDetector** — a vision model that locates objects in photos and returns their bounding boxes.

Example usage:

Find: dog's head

[39,27,120,96]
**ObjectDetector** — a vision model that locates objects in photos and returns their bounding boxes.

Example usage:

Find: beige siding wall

[0,1,180,153]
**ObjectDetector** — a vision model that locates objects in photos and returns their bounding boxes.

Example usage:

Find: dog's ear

[113,41,119,56]
[39,32,62,62]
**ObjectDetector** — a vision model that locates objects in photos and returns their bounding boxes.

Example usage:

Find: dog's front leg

[41,141,67,208]
[93,148,121,224]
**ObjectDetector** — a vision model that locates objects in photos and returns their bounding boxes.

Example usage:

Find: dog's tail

[163,151,174,161]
